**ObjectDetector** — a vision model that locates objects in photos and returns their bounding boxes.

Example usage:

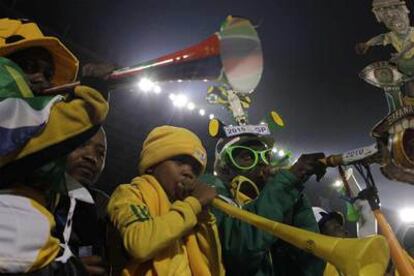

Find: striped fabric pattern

[0,56,63,156]
[0,95,63,155]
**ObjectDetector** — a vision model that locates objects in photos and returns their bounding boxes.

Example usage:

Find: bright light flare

[187,102,195,110]
[172,94,188,108]
[199,109,206,116]
[209,114,215,119]
[333,180,343,188]
[400,208,414,223]
[278,150,285,157]
[153,85,162,94]
[138,78,154,92]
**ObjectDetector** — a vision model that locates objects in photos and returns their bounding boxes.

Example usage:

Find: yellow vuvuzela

[212,198,389,276]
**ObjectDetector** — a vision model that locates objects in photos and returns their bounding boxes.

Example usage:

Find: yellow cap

[138,125,207,175]
[0,18,79,86]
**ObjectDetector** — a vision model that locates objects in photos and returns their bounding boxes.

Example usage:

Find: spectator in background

[312,207,348,238]
[56,127,110,275]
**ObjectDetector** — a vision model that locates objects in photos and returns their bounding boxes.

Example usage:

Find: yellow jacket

[323,262,341,276]
[107,174,224,276]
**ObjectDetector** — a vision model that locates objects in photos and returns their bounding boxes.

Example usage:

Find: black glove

[289,152,326,182]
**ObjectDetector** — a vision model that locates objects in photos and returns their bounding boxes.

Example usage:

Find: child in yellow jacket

[107,125,225,276]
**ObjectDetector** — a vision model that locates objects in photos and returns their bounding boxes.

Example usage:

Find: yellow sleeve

[323,262,340,276]
[107,184,202,262]
[195,211,225,276]
[0,85,108,167]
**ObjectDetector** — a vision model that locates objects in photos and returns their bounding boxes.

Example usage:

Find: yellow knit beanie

[138,125,207,175]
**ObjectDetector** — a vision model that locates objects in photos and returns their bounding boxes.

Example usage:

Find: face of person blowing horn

[216,135,327,197]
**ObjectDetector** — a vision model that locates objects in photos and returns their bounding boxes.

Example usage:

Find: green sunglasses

[225,145,277,170]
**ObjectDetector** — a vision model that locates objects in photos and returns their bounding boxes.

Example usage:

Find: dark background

[1,0,413,234]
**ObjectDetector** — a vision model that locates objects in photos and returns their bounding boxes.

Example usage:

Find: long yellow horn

[212,198,389,276]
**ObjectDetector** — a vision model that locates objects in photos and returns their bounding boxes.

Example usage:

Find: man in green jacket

[201,134,326,275]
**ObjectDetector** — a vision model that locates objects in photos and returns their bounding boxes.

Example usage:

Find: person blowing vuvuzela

[107,125,225,276]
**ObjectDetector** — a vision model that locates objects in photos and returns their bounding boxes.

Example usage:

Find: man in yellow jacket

[107,125,225,276]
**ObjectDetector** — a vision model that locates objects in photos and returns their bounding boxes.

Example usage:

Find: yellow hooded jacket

[107,174,224,276]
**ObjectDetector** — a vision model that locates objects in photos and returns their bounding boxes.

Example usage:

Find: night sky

[2,0,413,230]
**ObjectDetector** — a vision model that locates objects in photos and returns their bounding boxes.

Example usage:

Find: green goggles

[225,145,280,171]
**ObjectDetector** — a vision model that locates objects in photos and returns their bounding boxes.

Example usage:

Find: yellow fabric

[4,63,33,97]
[383,28,414,59]
[107,174,224,276]
[0,85,109,168]
[28,199,61,272]
[323,262,341,276]
[0,18,79,86]
[138,126,207,175]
